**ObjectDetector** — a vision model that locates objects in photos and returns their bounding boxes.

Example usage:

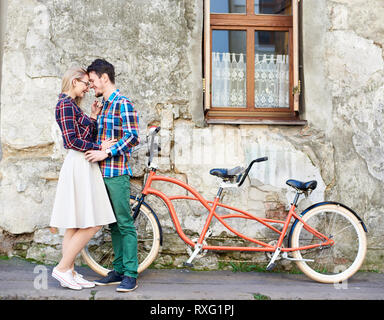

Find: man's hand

[85,150,109,162]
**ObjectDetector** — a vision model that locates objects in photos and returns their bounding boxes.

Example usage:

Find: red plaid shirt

[55,93,101,152]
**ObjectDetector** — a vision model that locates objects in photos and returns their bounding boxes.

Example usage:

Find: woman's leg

[56,226,101,272]
[62,228,77,272]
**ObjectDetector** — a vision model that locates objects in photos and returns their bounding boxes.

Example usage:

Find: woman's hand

[50,227,58,234]
[90,100,103,119]
[101,138,117,151]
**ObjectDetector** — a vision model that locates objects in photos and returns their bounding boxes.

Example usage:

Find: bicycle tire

[81,198,161,276]
[290,203,367,283]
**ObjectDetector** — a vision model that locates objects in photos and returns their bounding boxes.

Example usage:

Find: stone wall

[0,0,383,272]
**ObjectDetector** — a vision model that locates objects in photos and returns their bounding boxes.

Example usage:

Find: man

[84,59,139,292]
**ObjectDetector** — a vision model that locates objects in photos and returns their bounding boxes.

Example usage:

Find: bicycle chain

[197,237,282,265]
[204,236,272,243]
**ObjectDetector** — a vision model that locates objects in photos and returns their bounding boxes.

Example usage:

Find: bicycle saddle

[209,166,244,179]
[286,179,317,192]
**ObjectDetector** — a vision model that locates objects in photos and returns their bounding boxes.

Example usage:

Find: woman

[50,66,117,290]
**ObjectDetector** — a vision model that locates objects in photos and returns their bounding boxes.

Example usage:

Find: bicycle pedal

[183,262,194,268]
[266,263,276,271]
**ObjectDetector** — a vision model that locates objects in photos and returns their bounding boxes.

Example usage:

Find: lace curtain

[211,52,289,108]
[212,52,246,107]
[255,53,289,108]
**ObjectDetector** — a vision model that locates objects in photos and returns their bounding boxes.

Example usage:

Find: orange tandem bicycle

[82,127,367,284]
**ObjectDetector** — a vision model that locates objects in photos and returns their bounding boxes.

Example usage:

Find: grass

[228,262,268,273]
[89,290,97,300]
[253,293,271,300]
[219,261,303,274]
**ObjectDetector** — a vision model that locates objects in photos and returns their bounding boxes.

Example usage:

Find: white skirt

[50,149,116,229]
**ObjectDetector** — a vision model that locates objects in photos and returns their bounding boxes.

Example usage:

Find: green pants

[103,175,138,278]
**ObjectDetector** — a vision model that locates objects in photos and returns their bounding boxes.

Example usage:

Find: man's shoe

[116,276,138,292]
[94,270,123,286]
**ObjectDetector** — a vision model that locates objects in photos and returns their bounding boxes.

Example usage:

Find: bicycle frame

[141,168,334,253]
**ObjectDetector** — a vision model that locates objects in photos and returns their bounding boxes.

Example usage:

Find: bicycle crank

[266,247,281,271]
[265,240,282,261]
[184,239,208,268]
[186,238,208,258]
[281,252,314,262]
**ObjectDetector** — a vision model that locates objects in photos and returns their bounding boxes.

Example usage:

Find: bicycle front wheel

[290,204,367,283]
[81,198,161,276]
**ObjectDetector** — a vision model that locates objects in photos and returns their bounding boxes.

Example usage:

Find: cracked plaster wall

[303,0,384,268]
[0,0,383,271]
[0,0,7,161]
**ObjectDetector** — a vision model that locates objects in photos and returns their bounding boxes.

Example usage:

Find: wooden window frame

[204,0,304,125]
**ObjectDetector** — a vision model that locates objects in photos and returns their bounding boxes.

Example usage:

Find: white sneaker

[52,267,82,290]
[73,271,95,288]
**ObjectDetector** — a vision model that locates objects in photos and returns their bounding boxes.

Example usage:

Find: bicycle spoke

[99,248,113,263]
[82,199,160,275]
[329,223,355,238]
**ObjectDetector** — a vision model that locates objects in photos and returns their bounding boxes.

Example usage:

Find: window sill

[206,118,307,126]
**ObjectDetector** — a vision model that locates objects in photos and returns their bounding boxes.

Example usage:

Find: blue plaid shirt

[97,89,139,177]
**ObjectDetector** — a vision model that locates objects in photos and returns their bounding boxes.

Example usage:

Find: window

[204,0,303,124]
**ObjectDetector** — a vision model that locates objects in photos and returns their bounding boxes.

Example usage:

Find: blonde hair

[61,66,88,106]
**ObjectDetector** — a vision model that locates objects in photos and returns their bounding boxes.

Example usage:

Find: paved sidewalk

[0,257,383,300]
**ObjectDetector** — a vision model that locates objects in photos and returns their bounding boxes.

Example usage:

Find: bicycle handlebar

[149,126,161,136]
[147,126,161,166]
[237,156,268,187]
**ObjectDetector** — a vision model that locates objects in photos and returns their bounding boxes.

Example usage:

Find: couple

[50,59,139,292]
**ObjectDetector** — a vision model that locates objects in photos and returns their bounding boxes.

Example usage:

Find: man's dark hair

[87,59,115,84]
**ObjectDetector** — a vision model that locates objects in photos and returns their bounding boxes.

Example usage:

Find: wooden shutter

[293,0,300,112]
[204,0,211,110]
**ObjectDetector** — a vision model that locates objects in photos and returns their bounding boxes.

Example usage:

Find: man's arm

[109,99,140,156]
[84,99,139,163]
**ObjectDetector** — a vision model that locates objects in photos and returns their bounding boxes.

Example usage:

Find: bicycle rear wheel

[290,204,367,283]
[81,198,161,276]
